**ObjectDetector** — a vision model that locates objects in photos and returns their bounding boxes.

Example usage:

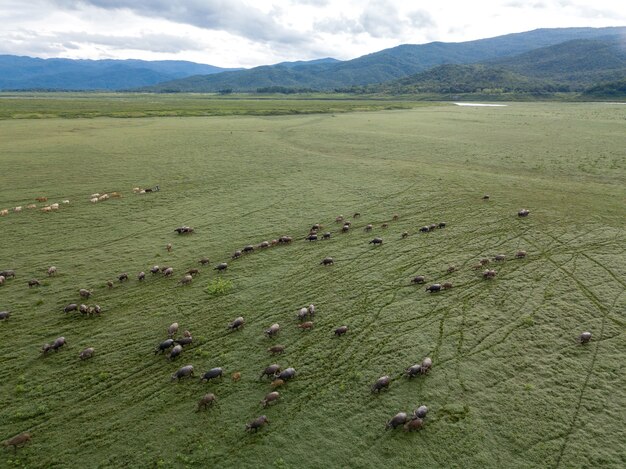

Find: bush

[206,277,233,296]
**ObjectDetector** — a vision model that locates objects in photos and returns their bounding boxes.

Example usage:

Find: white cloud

[0,0,624,66]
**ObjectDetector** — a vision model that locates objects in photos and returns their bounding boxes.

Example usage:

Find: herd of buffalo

[0,198,594,450]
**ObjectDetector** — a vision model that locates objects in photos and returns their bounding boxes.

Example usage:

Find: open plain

[0,98,624,468]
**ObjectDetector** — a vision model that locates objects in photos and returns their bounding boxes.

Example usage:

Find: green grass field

[0,99,624,468]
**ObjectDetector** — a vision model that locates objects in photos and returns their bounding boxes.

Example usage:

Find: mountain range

[1,26,625,95]
[0,57,239,90]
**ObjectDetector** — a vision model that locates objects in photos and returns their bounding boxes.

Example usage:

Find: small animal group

[386,405,429,431]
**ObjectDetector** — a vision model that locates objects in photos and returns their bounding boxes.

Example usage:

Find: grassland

[0,99,624,468]
[0,92,431,120]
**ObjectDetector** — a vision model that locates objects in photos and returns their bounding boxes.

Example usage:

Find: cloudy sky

[1,0,624,67]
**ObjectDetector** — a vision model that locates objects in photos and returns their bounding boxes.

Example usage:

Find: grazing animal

[197,393,216,411]
[0,209,8,216]
[79,289,92,299]
[28,279,41,288]
[150,266,160,274]
[279,236,293,244]
[107,280,113,289]
[50,203,59,210]
[174,226,194,234]
[50,337,66,352]
[168,345,183,360]
[168,322,179,337]
[2,432,31,451]
[321,257,334,266]
[231,372,241,382]
[341,224,350,233]
[494,254,506,262]
[381,223,388,229]
[579,332,592,344]
[438,222,446,228]
[180,274,193,285]
[386,412,408,430]
[258,241,270,248]
[64,303,78,313]
[232,250,242,259]
[172,365,194,380]
[393,214,399,221]
[413,405,428,419]
[79,347,95,360]
[0,275,4,285]
[306,234,318,241]
[174,336,193,346]
[334,326,348,336]
[0,270,16,278]
[411,275,425,284]
[163,267,174,277]
[369,237,383,245]
[267,345,285,354]
[404,417,424,432]
[260,364,281,379]
[118,273,128,282]
[401,231,409,239]
[483,269,497,279]
[187,268,199,276]
[79,304,89,315]
[297,307,309,321]
[166,243,172,252]
[90,197,99,203]
[199,257,210,265]
[265,323,280,337]
[155,339,174,354]
[425,284,442,293]
[0,311,10,320]
[429,223,437,231]
[270,379,285,388]
[419,226,430,233]
[364,224,373,232]
[47,266,57,276]
[335,216,344,223]
[243,245,255,254]
[308,304,315,317]
[91,304,102,315]
[228,317,245,331]
[518,209,530,217]
[420,357,433,374]
[36,196,48,202]
[261,392,280,408]
[14,206,22,213]
[446,265,457,274]
[215,262,228,271]
[297,321,313,331]
[442,282,453,290]
[276,368,296,381]
[311,224,322,231]
[515,250,527,259]
[480,258,490,266]
[138,271,145,281]
[322,232,331,239]
[353,212,361,218]
[26,204,37,209]
[246,416,269,432]
[483,195,490,200]
[371,375,390,393]
[404,364,422,378]
[200,367,223,382]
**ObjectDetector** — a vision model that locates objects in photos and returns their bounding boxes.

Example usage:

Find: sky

[1,0,624,67]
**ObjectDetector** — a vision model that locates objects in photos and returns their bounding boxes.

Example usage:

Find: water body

[454,103,508,107]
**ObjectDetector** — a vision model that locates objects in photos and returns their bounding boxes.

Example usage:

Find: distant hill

[360,64,564,94]
[145,27,626,92]
[354,36,626,95]
[0,56,239,91]
[488,36,626,88]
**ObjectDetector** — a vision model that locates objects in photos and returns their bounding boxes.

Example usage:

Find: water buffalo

[172,365,194,380]
[0,311,11,320]
[215,262,228,271]
[413,405,428,419]
[28,279,41,288]
[411,276,425,284]
[197,393,216,411]
[79,347,95,360]
[228,316,245,331]
[321,257,334,266]
[404,417,424,432]
[386,412,407,430]
[334,326,348,336]
[425,284,441,293]
[267,345,285,354]
[260,364,281,379]
[199,257,211,265]
[265,323,280,337]
[155,339,175,354]
[64,303,78,313]
[169,345,183,360]
[579,331,592,344]
[371,375,390,393]
[276,367,296,381]
[369,237,383,245]
[246,415,269,432]
[261,391,280,408]
[200,367,223,382]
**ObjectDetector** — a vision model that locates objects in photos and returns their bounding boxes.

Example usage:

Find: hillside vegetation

[0,102,624,468]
